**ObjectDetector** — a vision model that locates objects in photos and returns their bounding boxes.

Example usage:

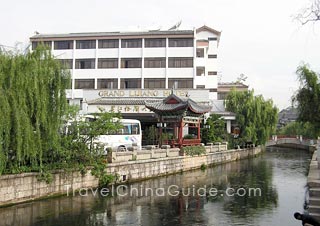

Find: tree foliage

[292,64,320,137]
[278,121,317,138]
[226,90,278,145]
[0,48,122,177]
[201,114,226,144]
[0,47,69,174]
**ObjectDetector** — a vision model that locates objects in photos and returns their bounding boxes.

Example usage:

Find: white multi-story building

[30,25,222,124]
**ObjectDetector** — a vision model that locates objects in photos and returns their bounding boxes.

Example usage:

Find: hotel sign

[98,89,190,98]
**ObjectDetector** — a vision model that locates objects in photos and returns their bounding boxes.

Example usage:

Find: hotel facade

[29,25,228,128]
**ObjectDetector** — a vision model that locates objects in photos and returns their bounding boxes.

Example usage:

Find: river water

[0,148,311,226]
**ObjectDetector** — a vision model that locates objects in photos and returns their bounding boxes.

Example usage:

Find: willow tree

[292,65,320,138]
[0,47,69,174]
[226,90,278,145]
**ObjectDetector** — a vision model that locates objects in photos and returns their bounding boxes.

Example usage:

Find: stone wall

[0,147,261,207]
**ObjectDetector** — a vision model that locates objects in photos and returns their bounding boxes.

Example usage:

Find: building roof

[218,82,249,89]
[145,93,211,114]
[30,30,194,40]
[196,25,221,36]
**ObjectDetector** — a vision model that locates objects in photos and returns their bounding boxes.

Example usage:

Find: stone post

[317,140,320,168]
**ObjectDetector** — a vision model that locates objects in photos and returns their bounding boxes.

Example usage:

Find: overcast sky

[1,0,320,109]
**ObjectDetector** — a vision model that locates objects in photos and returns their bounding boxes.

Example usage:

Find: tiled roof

[145,94,211,114]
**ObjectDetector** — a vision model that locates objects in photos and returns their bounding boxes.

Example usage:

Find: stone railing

[107,143,228,163]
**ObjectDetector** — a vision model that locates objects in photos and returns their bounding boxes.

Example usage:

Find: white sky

[1,0,320,109]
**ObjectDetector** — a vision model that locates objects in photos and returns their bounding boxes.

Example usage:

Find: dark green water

[0,148,311,226]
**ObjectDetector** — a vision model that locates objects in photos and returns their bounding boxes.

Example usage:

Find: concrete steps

[308,205,320,214]
[309,197,320,206]
[309,188,320,197]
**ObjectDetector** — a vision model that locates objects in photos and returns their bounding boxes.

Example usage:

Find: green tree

[0,47,69,174]
[278,121,317,138]
[226,90,278,145]
[292,65,320,137]
[0,47,122,177]
[201,114,226,144]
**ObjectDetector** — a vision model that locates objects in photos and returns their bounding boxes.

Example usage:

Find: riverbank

[0,146,261,207]
[307,149,320,220]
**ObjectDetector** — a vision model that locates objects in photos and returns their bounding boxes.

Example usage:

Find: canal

[0,148,311,226]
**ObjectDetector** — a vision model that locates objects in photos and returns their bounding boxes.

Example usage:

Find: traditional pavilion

[145,92,211,147]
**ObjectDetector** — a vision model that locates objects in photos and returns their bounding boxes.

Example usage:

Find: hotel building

[29,25,229,130]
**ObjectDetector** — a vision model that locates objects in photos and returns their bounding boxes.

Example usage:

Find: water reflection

[0,148,311,226]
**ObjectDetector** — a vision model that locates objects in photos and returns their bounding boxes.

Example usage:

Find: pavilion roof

[145,93,211,115]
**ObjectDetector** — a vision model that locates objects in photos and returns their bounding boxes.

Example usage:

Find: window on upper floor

[208,54,217,58]
[98,39,119,48]
[75,59,95,69]
[168,38,193,47]
[208,71,218,76]
[120,78,141,89]
[196,67,205,76]
[58,59,73,69]
[168,57,193,68]
[97,79,118,89]
[54,41,73,50]
[75,79,95,89]
[144,58,166,68]
[121,39,142,48]
[121,58,142,68]
[32,41,52,50]
[144,78,165,89]
[98,58,118,69]
[145,38,166,48]
[76,40,96,49]
[168,79,193,89]
[196,48,205,58]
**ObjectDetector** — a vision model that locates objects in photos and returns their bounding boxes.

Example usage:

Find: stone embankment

[0,145,261,207]
[307,144,320,222]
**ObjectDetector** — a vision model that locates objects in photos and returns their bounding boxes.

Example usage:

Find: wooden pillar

[178,119,184,147]
[197,121,201,140]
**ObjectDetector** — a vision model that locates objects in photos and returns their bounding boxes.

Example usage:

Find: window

[196,67,205,76]
[144,58,166,68]
[75,59,95,69]
[54,41,73,50]
[168,79,193,88]
[208,37,217,41]
[58,59,73,69]
[196,85,205,89]
[76,40,96,49]
[208,71,217,76]
[75,79,95,89]
[196,48,205,58]
[120,79,141,88]
[32,41,52,50]
[144,78,165,88]
[145,38,166,48]
[169,38,193,47]
[97,79,118,89]
[121,39,142,48]
[121,58,142,68]
[208,54,217,58]
[168,57,193,68]
[98,58,118,68]
[98,39,119,48]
